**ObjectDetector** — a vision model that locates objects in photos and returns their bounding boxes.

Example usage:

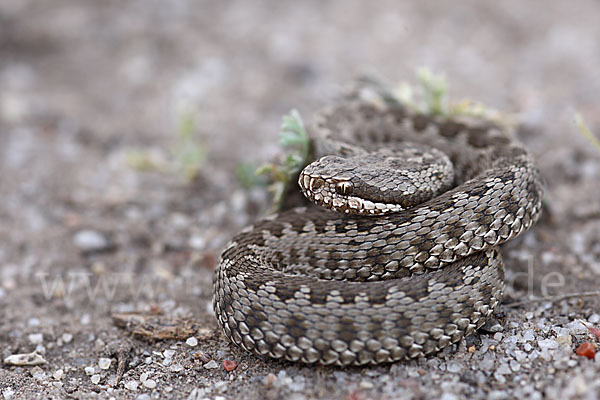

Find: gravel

[203,360,219,370]
[1,1,600,399]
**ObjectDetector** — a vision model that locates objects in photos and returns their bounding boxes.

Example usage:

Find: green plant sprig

[255,109,310,210]
[575,112,600,152]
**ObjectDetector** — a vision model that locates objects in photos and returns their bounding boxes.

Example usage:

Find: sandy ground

[1,1,600,399]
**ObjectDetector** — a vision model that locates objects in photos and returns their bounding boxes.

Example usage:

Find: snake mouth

[333,194,404,215]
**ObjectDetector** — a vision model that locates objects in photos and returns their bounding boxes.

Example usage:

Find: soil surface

[1,1,600,399]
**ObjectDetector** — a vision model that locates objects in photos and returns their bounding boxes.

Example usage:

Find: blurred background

[1,1,600,399]
[1,0,598,257]
[1,1,598,162]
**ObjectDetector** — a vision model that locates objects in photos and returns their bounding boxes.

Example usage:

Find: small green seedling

[575,112,600,152]
[255,109,311,210]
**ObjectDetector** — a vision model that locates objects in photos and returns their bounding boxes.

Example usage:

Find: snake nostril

[311,178,325,190]
[335,181,353,195]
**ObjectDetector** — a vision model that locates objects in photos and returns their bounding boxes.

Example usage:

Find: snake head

[298,144,454,216]
[298,155,402,215]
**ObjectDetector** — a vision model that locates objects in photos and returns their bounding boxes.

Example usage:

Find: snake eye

[335,181,353,195]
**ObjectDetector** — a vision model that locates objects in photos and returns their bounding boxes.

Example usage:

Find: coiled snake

[213,90,543,366]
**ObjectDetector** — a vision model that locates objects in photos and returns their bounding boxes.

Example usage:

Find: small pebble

[30,367,46,380]
[53,369,64,380]
[188,235,206,250]
[496,363,511,375]
[514,350,527,361]
[553,327,570,336]
[143,379,157,389]
[164,350,176,358]
[263,373,277,388]
[91,374,101,385]
[170,363,183,372]
[479,355,495,371]
[576,342,596,359]
[359,380,374,389]
[537,339,558,350]
[204,360,219,369]
[196,328,213,340]
[214,381,229,393]
[509,360,521,372]
[186,337,198,347]
[567,321,587,334]
[125,381,139,391]
[556,335,572,347]
[528,350,539,360]
[493,373,506,384]
[522,330,535,342]
[73,229,109,252]
[525,312,534,320]
[62,333,73,343]
[4,352,47,366]
[223,360,237,372]
[28,333,43,345]
[447,361,462,373]
[84,366,95,376]
[2,388,14,399]
[98,358,112,370]
[288,377,305,392]
[94,338,105,351]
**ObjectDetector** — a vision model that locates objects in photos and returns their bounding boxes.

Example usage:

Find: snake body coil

[213,91,543,366]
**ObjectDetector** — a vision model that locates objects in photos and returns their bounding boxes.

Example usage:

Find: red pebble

[223,359,237,371]
[576,342,596,359]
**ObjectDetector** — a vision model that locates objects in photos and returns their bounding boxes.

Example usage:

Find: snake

[213,88,543,366]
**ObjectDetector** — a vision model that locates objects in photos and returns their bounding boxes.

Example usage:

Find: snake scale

[213,89,543,366]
